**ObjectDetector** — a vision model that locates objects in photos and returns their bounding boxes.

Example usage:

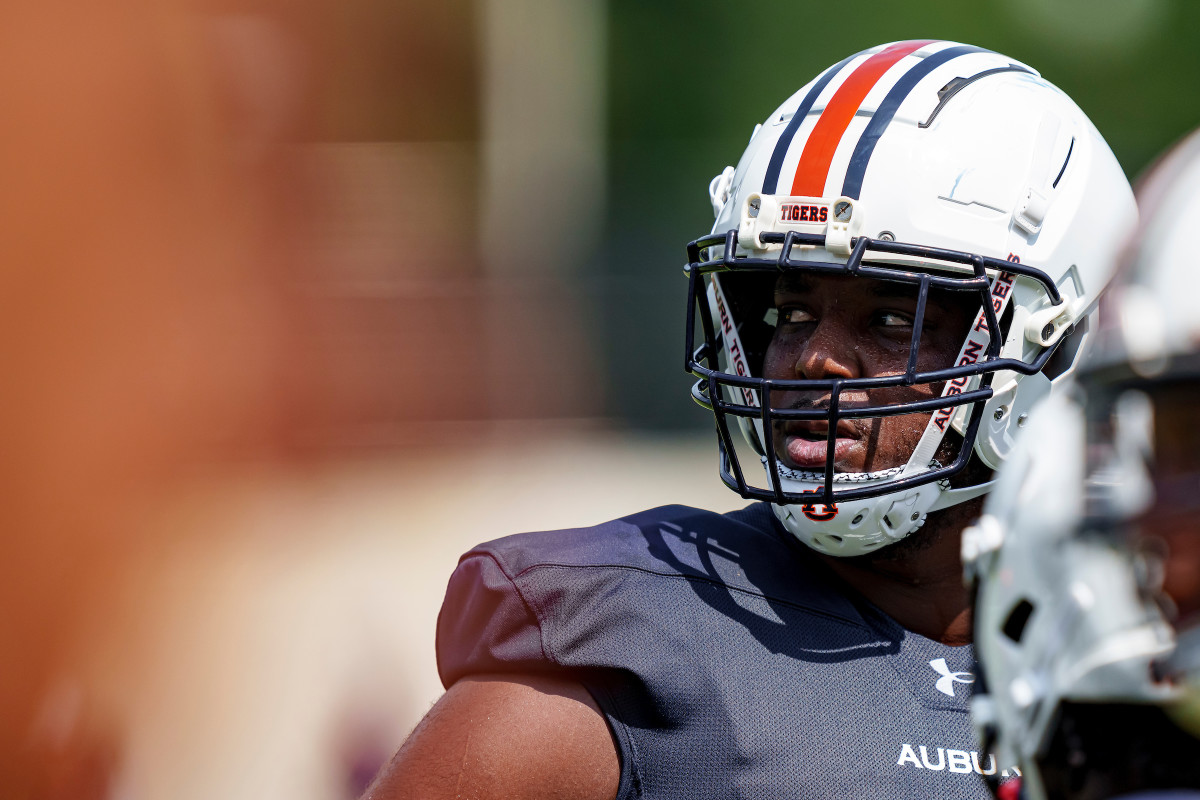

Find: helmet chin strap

[929,478,995,511]
[774,462,907,483]
[773,460,992,503]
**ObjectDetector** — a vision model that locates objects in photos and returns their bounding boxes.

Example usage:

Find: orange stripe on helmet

[790,40,934,197]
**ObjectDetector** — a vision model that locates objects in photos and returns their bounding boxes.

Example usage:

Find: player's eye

[779,307,816,325]
[875,311,914,328]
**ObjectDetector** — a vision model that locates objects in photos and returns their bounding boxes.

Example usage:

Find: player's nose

[794,316,859,381]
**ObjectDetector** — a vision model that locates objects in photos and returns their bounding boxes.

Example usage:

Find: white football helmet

[965,129,1200,800]
[685,40,1136,556]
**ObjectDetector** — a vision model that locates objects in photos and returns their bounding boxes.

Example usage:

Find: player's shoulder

[466,502,784,577]
[458,501,854,621]
[438,501,867,687]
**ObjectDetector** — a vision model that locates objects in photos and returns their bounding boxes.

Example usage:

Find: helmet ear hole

[718,271,780,378]
[1001,598,1036,643]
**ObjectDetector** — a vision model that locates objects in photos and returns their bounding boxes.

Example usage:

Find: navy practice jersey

[437,503,1011,799]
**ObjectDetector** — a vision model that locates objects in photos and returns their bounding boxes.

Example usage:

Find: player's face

[762,272,977,473]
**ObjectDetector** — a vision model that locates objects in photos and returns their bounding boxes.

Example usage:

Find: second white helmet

[966,127,1200,800]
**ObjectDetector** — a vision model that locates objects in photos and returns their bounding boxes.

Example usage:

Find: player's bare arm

[364,674,618,800]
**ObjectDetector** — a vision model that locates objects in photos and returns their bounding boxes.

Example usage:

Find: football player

[367,41,1134,799]
[966,129,1200,800]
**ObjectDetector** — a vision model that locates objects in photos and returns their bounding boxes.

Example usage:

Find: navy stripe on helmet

[761,52,861,195]
[840,45,987,200]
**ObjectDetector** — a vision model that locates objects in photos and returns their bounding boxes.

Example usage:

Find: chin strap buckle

[882,493,926,540]
[709,166,736,218]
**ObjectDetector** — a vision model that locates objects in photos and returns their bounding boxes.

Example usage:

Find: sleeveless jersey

[437,502,1009,799]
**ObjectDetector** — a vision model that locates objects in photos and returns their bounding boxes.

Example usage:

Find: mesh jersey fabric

[437,502,1006,799]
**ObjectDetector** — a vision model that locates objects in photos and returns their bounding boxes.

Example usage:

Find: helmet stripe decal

[789,40,934,197]
[840,45,987,200]
[761,52,861,195]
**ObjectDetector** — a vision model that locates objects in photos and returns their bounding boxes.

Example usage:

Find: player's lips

[779,421,860,469]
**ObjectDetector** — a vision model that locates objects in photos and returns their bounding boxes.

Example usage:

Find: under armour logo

[929,658,975,697]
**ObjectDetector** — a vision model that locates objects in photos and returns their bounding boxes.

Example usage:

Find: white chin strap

[769,455,994,557]
[775,463,907,484]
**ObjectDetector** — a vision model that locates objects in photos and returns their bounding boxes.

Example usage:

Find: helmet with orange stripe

[685,40,1135,556]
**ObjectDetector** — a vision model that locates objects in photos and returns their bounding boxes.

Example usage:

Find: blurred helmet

[685,40,1135,556]
[964,130,1200,800]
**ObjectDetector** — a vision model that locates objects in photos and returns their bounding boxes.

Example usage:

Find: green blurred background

[274,0,1200,438]
[602,0,1200,428]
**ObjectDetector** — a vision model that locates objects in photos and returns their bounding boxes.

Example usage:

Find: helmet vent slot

[919,64,1036,129]
[1002,598,1036,643]
[1052,136,1075,189]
